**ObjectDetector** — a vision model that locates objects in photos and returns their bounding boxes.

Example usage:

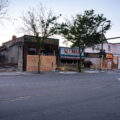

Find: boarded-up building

[0,35,59,71]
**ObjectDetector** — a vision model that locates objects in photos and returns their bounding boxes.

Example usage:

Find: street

[0,71,120,120]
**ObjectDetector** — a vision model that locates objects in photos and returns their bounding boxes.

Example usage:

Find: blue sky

[0,0,120,46]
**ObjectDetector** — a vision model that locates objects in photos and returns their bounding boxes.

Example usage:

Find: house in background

[85,41,120,69]
[0,35,59,71]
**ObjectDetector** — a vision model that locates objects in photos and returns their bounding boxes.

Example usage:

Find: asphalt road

[0,71,120,120]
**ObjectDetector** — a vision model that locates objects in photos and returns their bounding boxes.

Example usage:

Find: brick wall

[27,55,56,72]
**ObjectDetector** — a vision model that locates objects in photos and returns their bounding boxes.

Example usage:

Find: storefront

[104,54,113,69]
[59,47,84,65]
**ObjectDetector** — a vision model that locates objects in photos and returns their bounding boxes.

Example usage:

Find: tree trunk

[38,47,41,74]
[35,34,42,74]
[78,46,82,72]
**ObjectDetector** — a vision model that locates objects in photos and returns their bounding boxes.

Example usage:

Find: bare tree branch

[21,3,61,39]
[20,3,61,73]
[0,0,9,19]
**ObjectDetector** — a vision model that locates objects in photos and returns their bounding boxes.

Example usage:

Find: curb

[0,72,34,76]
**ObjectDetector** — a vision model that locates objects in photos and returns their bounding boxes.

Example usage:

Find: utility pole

[100,21,110,71]
[100,24,104,71]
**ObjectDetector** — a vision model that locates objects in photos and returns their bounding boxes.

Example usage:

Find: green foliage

[59,10,111,48]
[59,9,111,72]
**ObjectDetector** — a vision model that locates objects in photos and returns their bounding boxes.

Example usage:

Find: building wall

[112,44,120,54]
[108,44,120,69]
[0,35,59,71]
[85,43,120,69]
[17,46,23,71]
[85,42,113,54]
[113,56,118,69]
[116,55,120,69]
[23,41,59,71]
[2,45,20,64]
[85,57,100,69]
[26,55,57,72]
[0,37,24,71]
[85,43,120,55]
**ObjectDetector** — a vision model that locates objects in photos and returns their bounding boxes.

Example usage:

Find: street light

[100,20,110,71]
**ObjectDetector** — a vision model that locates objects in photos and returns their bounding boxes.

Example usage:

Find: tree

[21,4,61,73]
[0,0,9,19]
[59,10,111,72]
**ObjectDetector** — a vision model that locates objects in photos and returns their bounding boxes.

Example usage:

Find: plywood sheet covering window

[27,55,56,72]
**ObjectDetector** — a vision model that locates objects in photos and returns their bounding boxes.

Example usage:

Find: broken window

[28,48,36,55]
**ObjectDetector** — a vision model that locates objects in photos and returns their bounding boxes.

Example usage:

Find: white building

[85,42,120,69]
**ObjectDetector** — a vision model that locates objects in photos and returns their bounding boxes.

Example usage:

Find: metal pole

[100,20,111,71]
[100,25,104,71]
[101,25,104,70]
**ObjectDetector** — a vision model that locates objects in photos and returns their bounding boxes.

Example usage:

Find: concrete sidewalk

[0,72,35,76]
[0,69,119,76]
[83,70,100,73]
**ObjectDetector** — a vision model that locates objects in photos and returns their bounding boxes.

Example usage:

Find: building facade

[85,42,120,69]
[59,47,84,65]
[0,35,59,71]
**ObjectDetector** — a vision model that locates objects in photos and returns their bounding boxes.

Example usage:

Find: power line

[106,37,120,40]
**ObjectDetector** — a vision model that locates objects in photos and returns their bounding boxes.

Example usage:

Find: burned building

[0,35,59,71]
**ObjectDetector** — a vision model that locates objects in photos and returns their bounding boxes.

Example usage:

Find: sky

[0,0,120,46]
